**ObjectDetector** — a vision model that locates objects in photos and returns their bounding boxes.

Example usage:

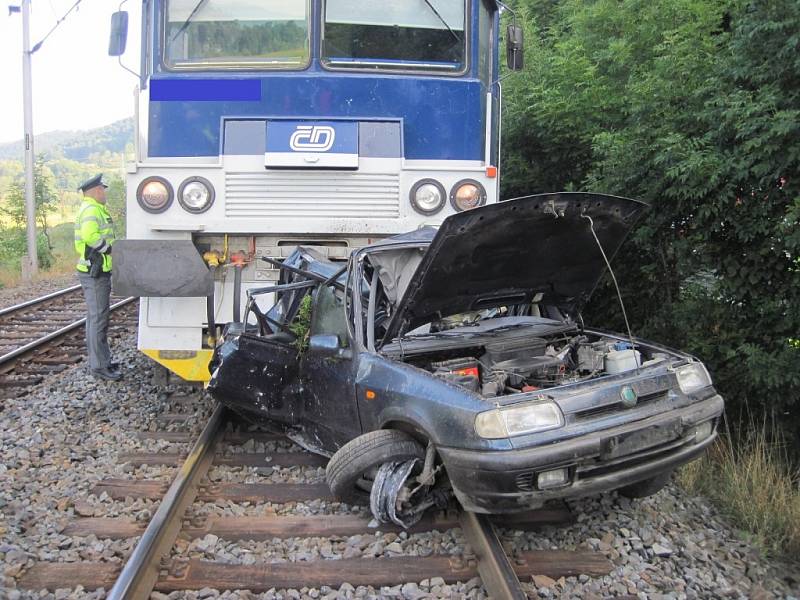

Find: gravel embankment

[0,274,78,309]
[1,331,799,599]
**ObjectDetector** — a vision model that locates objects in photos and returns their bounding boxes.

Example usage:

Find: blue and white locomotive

[110,0,520,381]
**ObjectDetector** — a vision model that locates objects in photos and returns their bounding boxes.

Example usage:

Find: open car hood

[376,192,647,343]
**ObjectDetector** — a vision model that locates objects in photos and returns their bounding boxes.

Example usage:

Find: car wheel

[326,429,425,504]
[618,469,673,499]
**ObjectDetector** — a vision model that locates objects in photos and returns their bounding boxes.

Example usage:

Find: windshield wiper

[422,0,462,44]
[170,0,210,43]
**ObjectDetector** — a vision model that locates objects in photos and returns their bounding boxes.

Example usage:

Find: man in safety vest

[75,174,122,381]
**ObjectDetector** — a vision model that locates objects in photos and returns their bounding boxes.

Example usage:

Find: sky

[0,0,142,144]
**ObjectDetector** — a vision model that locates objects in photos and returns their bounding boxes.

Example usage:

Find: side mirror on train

[506,24,524,71]
[108,11,129,57]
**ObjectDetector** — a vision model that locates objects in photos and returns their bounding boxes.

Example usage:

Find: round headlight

[409,179,446,215]
[450,179,487,212]
[178,176,215,214]
[136,177,173,213]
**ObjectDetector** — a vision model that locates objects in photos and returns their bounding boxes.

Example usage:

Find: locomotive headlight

[410,179,446,215]
[136,177,173,213]
[475,401,564,439]
[450,179,487,212]
[178,177,215,214]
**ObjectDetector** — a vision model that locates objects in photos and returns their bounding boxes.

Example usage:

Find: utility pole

[21,0,38,279]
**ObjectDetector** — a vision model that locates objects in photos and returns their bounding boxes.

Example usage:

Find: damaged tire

[326,429,425,504]
[618,469,673,499]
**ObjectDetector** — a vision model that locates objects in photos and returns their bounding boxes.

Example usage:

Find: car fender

[355,352,513,451]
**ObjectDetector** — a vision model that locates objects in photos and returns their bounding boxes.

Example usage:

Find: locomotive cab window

[164,0,310,69]
[322,0,467,72]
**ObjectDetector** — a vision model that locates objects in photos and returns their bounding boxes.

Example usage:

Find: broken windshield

[322,0,467,72]
[164,0,310,69]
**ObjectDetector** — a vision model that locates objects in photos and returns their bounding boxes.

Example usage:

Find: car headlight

[450,179,487,212]
[475,401,564,439]
[674,363,712,394]
[410,179,446,215]
[178,176,215,213]
[136,176,173,213]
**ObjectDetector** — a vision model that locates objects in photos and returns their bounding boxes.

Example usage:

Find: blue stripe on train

[151,79,262,102]
[147,74,485,161]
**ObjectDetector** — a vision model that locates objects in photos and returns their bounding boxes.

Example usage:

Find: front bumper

[439,394,724,513]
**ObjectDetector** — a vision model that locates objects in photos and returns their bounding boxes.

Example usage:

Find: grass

[678,425,800,561]
[0,222,76,289]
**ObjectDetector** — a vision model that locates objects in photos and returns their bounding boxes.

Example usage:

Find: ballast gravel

[1,327,799,599]
[0,274,77,309]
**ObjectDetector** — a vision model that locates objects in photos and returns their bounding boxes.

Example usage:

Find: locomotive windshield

[322,0,467,71]
[164,0,310,68]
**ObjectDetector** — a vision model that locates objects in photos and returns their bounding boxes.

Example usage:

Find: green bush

[503,0,800,451]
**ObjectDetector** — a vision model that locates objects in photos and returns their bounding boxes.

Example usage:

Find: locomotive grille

[225,171,401,218]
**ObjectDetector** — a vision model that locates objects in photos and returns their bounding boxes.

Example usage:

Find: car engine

[416,331,666,397]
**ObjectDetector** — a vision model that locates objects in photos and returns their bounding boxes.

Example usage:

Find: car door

[298,283,363,451]
[208,330,300,426]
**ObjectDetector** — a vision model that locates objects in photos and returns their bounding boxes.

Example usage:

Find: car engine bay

[401,320,672,398]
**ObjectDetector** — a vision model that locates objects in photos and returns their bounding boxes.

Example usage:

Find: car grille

[225,171,401,219]
[572,390,668,421]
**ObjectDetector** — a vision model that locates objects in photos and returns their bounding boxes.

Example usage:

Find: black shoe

[92,367,122,381]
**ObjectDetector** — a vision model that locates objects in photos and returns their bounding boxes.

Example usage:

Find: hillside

[0,118,133,198]
[0,117,134,162]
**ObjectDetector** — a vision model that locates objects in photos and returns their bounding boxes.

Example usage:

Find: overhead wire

[31,0,85,54]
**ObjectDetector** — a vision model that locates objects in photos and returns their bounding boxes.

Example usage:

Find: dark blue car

[209,192,724,527]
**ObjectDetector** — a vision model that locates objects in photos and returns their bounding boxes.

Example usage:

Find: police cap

[78,174,108,193]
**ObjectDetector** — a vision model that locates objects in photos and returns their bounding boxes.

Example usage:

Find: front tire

[326,430,425,504]
[618,469,673,499]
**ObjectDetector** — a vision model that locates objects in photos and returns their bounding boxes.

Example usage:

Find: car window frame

[310,283,350,347]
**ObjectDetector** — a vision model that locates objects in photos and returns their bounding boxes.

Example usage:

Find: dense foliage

[502,0,800,447]
[0,137,127,283]
[1,157,58,271]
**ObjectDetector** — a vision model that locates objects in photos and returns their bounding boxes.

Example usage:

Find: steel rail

[0,296,136,366]
[108,403,226,600]
[0,284,82,317]
[460,511,527,600]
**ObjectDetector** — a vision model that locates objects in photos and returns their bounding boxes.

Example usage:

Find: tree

[502,0,800,447]
[105,173,127,239]
[2,154,58,248]
[1,155,57,269]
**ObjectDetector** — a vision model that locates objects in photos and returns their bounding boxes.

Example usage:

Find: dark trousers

[77,271,112,370]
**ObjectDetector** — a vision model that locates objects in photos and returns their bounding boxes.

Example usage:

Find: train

[109,0,521,382]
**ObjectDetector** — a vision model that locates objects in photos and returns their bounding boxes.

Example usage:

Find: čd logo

[290,125,336,152]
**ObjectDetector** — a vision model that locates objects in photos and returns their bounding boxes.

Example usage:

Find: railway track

[18,400,614,598]
[0,284,136,397]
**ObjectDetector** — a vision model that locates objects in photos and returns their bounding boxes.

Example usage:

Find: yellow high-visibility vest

[74,198,115,273]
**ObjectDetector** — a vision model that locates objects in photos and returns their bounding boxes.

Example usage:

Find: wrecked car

[208,192,724,526]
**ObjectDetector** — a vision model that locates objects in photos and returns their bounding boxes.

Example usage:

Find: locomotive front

[112,0,505,382]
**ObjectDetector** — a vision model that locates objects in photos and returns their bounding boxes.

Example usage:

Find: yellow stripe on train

[142,349,213,382]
